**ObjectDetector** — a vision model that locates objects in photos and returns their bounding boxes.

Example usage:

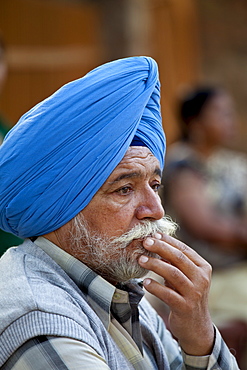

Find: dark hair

[178,87,219,140]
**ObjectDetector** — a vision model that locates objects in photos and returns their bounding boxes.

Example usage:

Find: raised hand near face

[139,234,214,356]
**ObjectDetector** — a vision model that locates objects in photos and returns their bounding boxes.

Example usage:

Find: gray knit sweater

[0,240,176,369]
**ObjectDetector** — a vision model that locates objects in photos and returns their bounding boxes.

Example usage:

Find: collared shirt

[2,237,239,370]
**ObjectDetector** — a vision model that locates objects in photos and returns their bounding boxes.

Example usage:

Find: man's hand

[138,233,214,356]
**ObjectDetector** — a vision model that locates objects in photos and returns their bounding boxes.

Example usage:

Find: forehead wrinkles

[105,149,161,187]
[120,147,158,167]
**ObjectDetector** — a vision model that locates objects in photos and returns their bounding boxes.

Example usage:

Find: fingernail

[154,232,162,239]
[143,278,151,286]
[139,255,149,263]
[145,237,154,246]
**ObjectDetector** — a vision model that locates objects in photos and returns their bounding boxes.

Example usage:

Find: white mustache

[110,216,177,247]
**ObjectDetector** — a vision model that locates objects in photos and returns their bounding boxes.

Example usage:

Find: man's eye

[152,183,161,192]
[116,186,132,195]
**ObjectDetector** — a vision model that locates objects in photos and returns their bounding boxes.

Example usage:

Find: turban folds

[0,56,166,238]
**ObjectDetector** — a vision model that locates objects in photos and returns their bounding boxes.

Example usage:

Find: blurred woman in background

[162,86,247,368]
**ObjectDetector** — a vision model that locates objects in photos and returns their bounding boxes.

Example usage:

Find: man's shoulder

[0,241,111,366]
[0,239,77,299]
[0,240,97,332]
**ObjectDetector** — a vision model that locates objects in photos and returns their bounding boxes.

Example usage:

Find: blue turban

[0,56,166,238]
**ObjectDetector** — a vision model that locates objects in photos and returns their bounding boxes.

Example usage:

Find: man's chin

[95,265,149,285]
[97,251,152,284]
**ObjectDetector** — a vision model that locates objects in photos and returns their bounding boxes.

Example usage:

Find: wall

[197,0,247,152]
[0,0,200,146]
[0,0,102,123]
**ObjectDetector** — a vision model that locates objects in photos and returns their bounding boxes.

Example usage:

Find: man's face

[64,146,172,284]
[82,146,164,239]
[58,147,176,284]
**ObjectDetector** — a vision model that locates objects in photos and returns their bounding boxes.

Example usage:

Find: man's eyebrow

[109,167,162,185]
[154,167,162,178]
[109,172,142,185]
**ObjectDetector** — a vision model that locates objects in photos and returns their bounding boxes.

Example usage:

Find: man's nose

[135,189,164,221]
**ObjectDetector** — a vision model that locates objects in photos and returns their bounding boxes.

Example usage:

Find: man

[0,57,239,369]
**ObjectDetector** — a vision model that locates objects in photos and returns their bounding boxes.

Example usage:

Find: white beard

[68,214,177,284]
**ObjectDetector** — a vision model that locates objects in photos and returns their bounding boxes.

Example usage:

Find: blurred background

[0,0,247,152]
